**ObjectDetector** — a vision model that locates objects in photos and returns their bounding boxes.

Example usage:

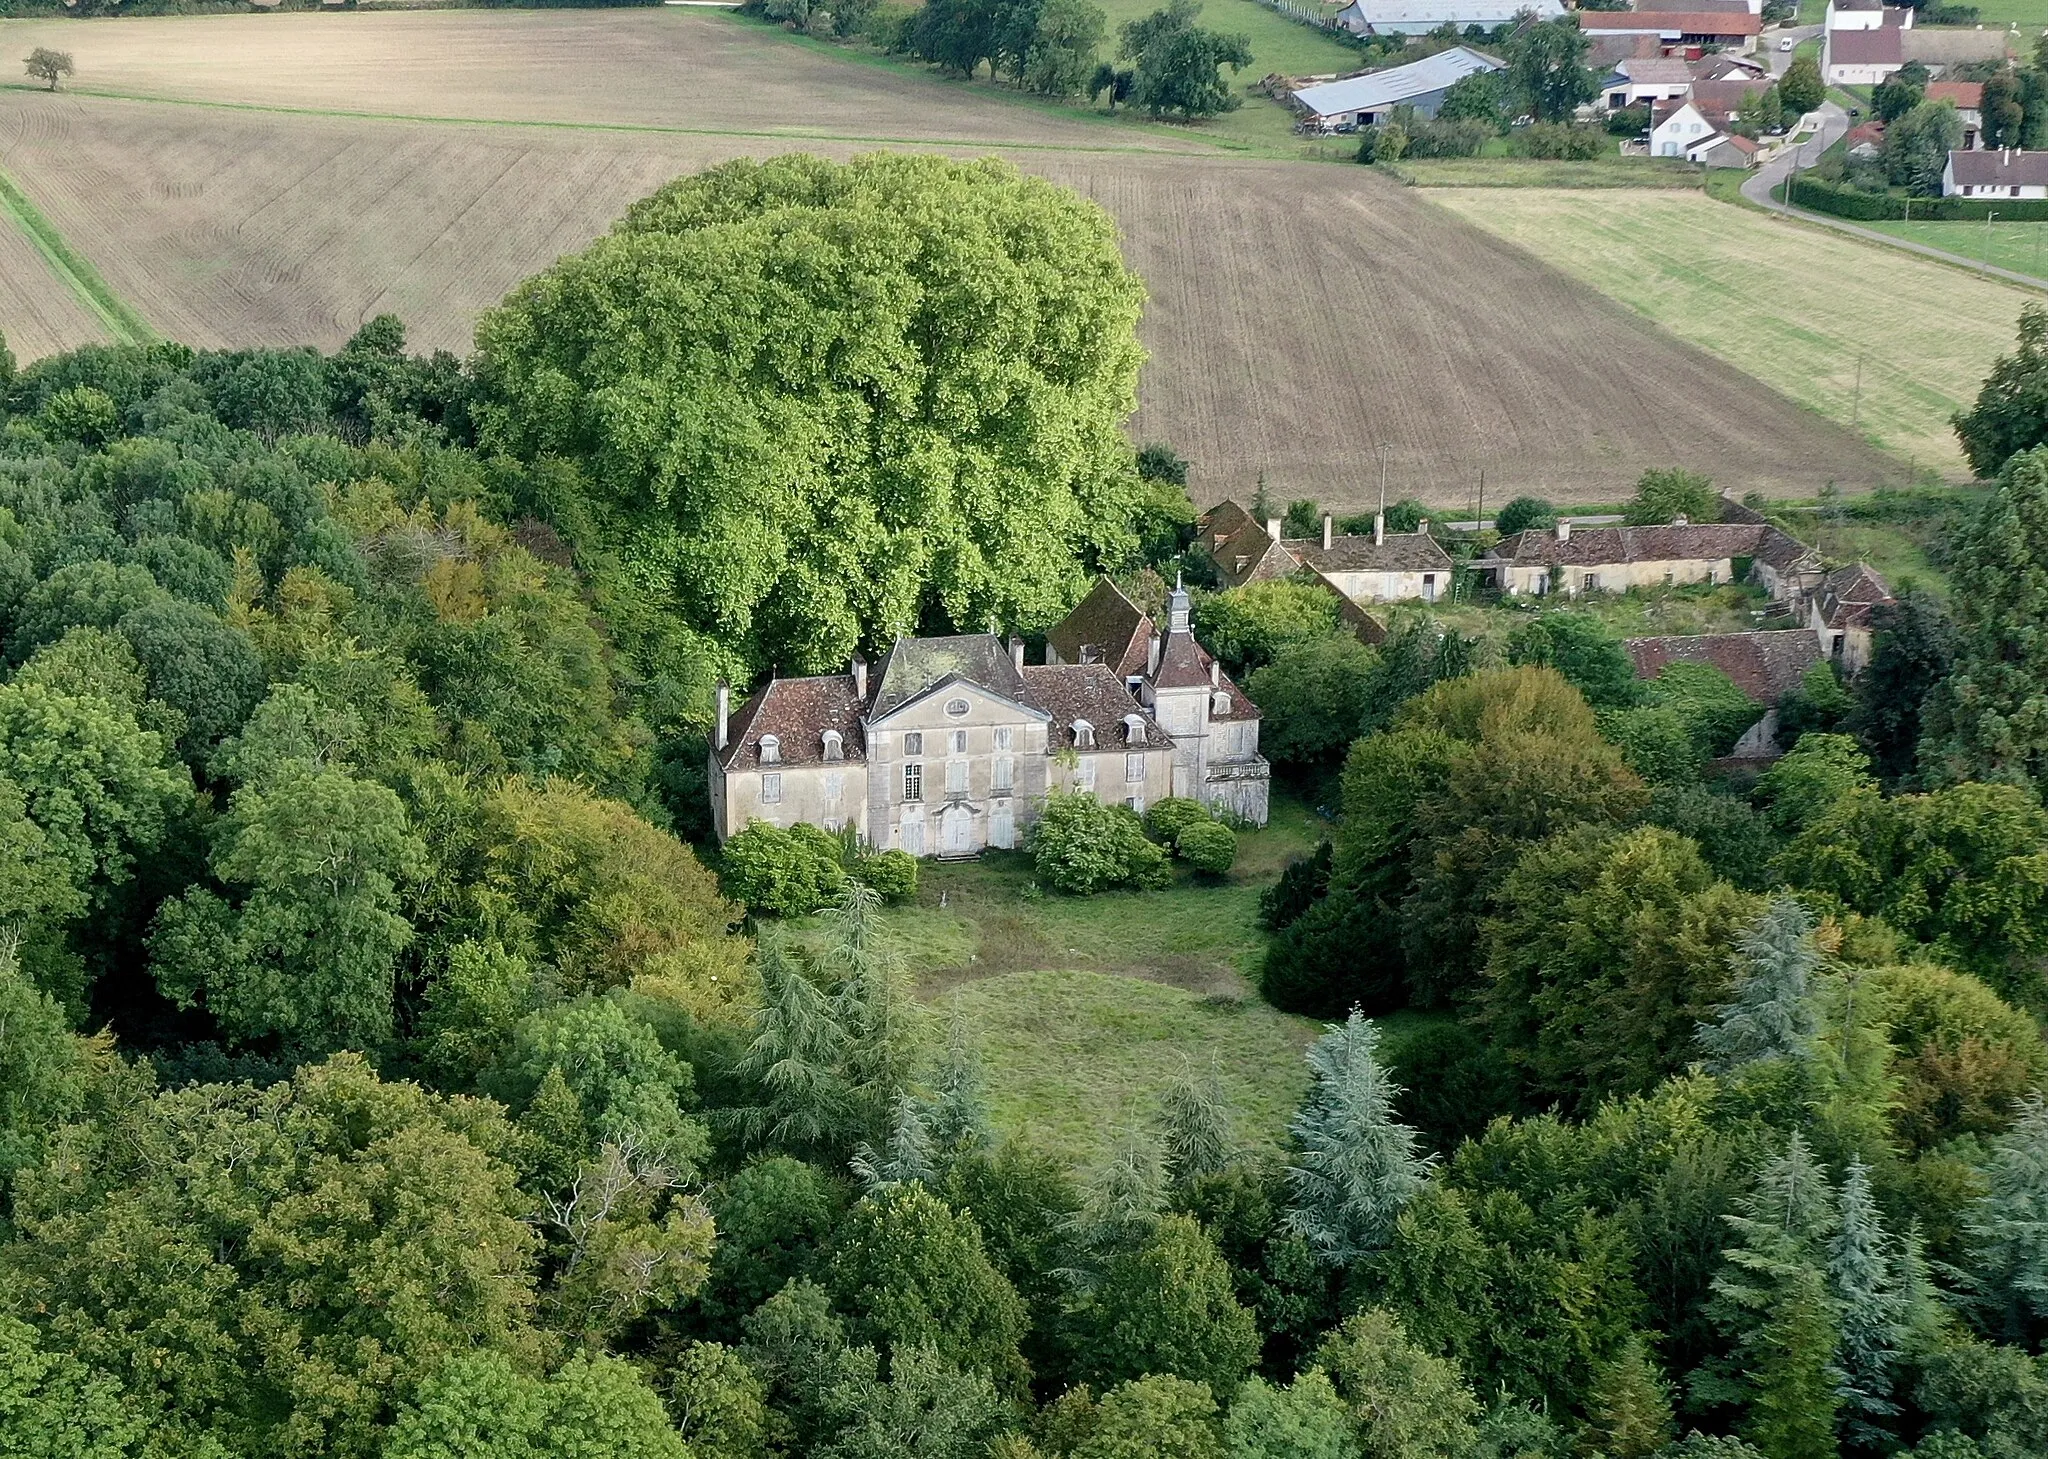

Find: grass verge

[1388,156,1706,189]
[0,164,154,346]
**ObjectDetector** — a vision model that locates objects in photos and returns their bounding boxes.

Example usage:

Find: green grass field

[1431,188,2034,478]
[940,969,1322,1164]
[1859,219,2048,281]
[1391,156,1706,189]
[1946,0,2048,28]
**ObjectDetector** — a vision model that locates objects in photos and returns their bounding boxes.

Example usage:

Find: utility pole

[1378,442,1390,520]
[1851,352,1864,428]
[1987,210,2001,269]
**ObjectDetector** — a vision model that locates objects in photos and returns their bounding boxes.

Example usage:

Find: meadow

[1860,218,2048,282]
[1431,188,2035,480]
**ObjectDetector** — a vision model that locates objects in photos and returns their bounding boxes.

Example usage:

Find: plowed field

[0,11,1904,502]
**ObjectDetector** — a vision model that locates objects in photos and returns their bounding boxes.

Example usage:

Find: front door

[989,802,1014,850]
[900,808,924,857]
[941,804,972,855]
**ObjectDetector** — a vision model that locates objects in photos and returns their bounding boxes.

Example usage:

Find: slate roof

[1484,522,1787,569]
[1290,46,1503,119]
[1626,632,1824,703]
[1022,665,1176,750]
[1815,563,1894,629]
[1828,27,1904,66]
[1948,149,2048,188]
[1152,626,1217,692]
[1047,577,1153,679]
[1287,531,1454,574]
[718,674,866,772]
[869,634,1035,720]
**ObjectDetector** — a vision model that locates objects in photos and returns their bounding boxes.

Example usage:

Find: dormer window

[1212,690,1231,716]
[945,698,971,719]
[1073,719,1095,750]
[1123,713,1147,745]
[758,734,781,765]
[822,730,843,762]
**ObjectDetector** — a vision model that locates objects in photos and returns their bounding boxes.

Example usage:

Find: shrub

[1643,663,1759,758]
[1260,889,1406,1017]
[1260,842,1332,931]
[852,847,919,903]
[1175,820,1238,876]
[1493,495,1555,536]
[1031,790,1171,895]
[1520,123,1607,160]
[1144,796,1213,844]
[1356,121,1409,164]
[1403,117,1492,158]
[719,821,847,916]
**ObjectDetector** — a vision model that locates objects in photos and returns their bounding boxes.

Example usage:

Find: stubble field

[0,10,1904,502]
[1431,188,2032,481]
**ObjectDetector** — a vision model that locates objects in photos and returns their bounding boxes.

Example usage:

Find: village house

[708,581,1270,854]
[1944,147,2048,198]
[1808,562,1895,672]
[1288,46,1504,132]
[1650,100,1720,157]
[1927,80,1984,149]
[1474,518,1821,601]
[1601,55,1694,111]
[1576,10,1762,56]
[1824,21,1905,87]
[1691,132,1761,169]
[1197,499,1454,605]
[1823,0,1907,31]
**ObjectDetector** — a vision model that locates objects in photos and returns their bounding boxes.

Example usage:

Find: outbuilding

[1332,0,1560,36]
[1288,45,1505,131]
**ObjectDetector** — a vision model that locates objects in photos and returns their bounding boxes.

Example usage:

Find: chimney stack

[1556,519,1572,543]
[1266,516,1283,542]
[1322,512,1333,550]
[851,654,868,703]
[1418,518,1429,536]
[1209,656,1221,688]
[1148,631,1163,676]
[1673,514,1689,527]
[1373,512,1385,547]
[715,682,730,750]
[1009,634,1025,673]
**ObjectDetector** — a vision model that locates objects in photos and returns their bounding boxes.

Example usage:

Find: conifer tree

[726,932,856,1153]
[1581,1334,1676,1459]
[1707,1134,1842,1459]
[1697,899,1824,1074]
[851,1091,939,1192]
[1966,1092,2048,1343]
[925,1010,993,1156]
[1065,1128,1169,1286]
[827,882,924,1133]
[1828,1160,1907,1448]
[1159,1062,1235,1189]
[1285,1010,1434,1267]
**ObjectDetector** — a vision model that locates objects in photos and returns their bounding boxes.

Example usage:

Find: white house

[1823,23,1905,85]
[1601,56,1694,112]
[1944,147,2048,198]
[1689,132,1760,168]
[1823,0,1909,31]
[1650,100,1718,158]
[1288,46,1505,132]
[1927,81,1985,149]
[1332,0,1560,34]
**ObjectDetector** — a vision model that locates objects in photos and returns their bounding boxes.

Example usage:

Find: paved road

[1737,100,2048,289]
[1766,23,1820,76]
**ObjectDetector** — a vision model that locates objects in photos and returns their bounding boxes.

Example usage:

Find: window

[1126,675,1145,697]
[1125,795,1144,814]
[1077,758,1096,792]
[994,726,1013,751]
[993,756,1013,792]
[1125,752,1146,784]
[1582,573,1597,594]
[760,773,782,805]
[1073,719,1095,749]
[1422,573,1437,603]
[949,729,967,755]
[822,730,842,762]
[946,759,968,793]
[824,772,844,802]
[1212,690,1231,716]
[758,734,780,765]
[1123,714,1146,745]
[903,764,923,802]
[823,816,841,833]
[945,698,970,719]
[902,732,923,756]
[2015,186,2025,198]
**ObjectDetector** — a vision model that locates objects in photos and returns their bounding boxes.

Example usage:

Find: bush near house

[1175,818,1238,875]
[1032,789,1172,895]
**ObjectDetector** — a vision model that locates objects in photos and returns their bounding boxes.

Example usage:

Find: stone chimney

[1009,634,1025,673]
[1209,657,1221,688]
[1322,513,1333,550]
[715,682,730,750]
[1673,514,1689,527]
[1168,574,1192,635]
[1418,518,1429,535]
[1148,631,1163,675]
[1266,516,1283,542]
[1373,513,1385,547]
[851,654,868,702]
[1556,519,1572,543]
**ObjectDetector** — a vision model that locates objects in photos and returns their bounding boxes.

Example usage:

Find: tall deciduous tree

[1780,56,1825,116]
[1118,0,1251,119]
[1509,19,1596,122]
[474,154,1150,676]
[1285,1011,1433,1266]
[1845,592,1953,784]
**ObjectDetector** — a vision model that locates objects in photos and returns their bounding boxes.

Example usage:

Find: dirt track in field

[0,12,1905,502]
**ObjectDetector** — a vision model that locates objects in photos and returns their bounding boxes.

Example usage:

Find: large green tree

[1118,0,1250,119]
[473,154,1151,675]
[1509,19,1596,123]
[1957,306,2048,480]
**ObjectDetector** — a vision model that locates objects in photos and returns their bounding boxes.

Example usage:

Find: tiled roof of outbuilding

[1626,631,1822,703]
[1288,531,1453,574]
[1816,563,1894,629]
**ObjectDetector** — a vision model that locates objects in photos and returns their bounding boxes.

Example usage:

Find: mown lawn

[1859,219,2048,282]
